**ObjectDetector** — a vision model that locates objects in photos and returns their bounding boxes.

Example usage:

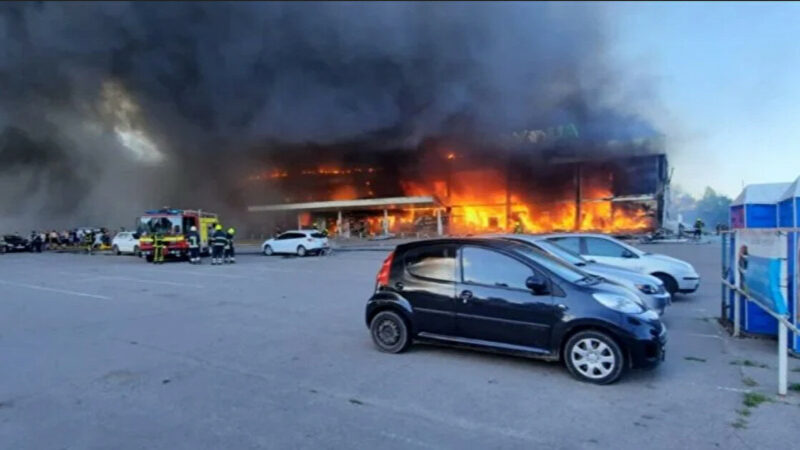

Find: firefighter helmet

[227,227,235,235]
[215,224,223,231]
[190,226,197,231]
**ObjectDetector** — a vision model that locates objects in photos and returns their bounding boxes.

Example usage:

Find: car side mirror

[526,275,549,295]
[622,250,637,259]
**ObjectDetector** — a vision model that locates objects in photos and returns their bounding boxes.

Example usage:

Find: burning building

[245,134,669,237]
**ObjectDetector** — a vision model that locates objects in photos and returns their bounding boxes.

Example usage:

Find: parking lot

[1,242,799,449]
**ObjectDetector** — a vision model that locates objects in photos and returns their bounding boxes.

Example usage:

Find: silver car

[494,234,671,315]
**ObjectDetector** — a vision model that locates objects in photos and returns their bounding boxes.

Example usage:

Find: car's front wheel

[369,311,411,353]
[263,245,274,256]
[653,273,678,296]
[112,245,120,255]
[296,245,307,257]
[564,330,624,384]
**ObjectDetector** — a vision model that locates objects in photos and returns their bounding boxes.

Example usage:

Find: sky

[609,1,800,198]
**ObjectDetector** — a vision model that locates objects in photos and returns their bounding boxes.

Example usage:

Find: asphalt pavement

[1,242,799,449]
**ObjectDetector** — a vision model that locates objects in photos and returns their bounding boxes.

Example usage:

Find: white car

[111,231,141,256]
[261,230,330,257]
[494,234,671,315]
[543,233,700,295]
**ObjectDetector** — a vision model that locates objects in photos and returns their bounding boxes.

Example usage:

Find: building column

[383,209,389,235]
[436,208,443,236]
[297,213,302,230]
[337,210,343,237]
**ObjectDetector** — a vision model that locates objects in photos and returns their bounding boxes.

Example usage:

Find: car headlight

[636,284,658,295]
[593,293,645,314]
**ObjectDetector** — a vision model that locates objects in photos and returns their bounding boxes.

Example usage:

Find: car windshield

[532,240,588,266]
[138,215,181,235]
[506,243,594,284]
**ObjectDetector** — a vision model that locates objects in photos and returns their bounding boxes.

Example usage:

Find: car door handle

[459,290,473,303]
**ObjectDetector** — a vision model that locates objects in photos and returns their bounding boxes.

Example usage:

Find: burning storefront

[245,136,669,237]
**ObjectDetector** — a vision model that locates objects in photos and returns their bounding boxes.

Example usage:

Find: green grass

[743,392,771,408]
[684,356,707,363]
[789,383,800,392]
[730,359,768,369]
[742,377,758,387]
[736,408,751,417]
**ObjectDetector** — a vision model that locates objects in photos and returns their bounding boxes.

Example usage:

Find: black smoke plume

[0,2,658,231]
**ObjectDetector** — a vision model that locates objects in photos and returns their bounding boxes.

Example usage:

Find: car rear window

[310,232,326,238]
[404,245,457,282]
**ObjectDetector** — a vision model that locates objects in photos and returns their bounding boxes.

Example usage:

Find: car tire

[653,273,678,296]
[564,330,625,385]
[296,245,307,257]
[263,245,274,256]
[133,245,140,257]
[370,311,411,354]
[112,245,120,255]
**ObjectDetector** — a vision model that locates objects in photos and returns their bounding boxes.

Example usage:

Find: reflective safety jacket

[186,231,200,248]
[212,230,228,247]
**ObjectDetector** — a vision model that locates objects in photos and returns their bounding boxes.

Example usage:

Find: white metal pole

[733,292,741,337]
[436,209,443,236]
[778,321,788,396]
[383,209,389,235]
[337,210,343,237]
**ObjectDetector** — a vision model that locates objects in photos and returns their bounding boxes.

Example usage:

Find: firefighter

[693,218,705,240]
[211,224,227,265]
[152,232,166,264]
[84,230,95,255]
[224,227,236,264]
[187,225,201,264]
[513,220,524,234]
[30,231,43,253]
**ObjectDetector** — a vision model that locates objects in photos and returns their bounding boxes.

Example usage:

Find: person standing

[224,227,236,264]
[152,232,166,264]
[693,218,704,240]
[211,224,227,265]
[186,225,201,264]
[30,231,43,253]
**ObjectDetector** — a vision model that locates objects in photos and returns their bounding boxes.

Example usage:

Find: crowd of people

[26,228,111,253]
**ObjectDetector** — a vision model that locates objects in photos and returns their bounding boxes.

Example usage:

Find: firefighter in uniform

[211,224,227,265]
[224,227,236,264]
[153,232,166,264]
[84,230,94,255]
[187,225,200,264]
[693,218,705,240]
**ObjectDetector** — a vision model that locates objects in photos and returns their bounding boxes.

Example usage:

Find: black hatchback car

[365,238,666,384]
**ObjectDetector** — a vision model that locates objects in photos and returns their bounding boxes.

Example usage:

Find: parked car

[494,234,671,315]
[261,230,330,257]
[365,238,666,384]
[543,233,700,295]
[111,231,141,256]
[1,234,30,253]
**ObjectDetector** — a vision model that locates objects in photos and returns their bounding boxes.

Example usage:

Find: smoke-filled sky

[0,2,662,231]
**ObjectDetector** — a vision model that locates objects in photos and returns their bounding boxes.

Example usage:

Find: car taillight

[376,251,394,289]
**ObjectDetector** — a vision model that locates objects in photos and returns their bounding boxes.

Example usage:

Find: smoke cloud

[0,2,659,231]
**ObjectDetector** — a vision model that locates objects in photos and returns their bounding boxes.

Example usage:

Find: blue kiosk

[729,182,790,335]
[779,178,800,353]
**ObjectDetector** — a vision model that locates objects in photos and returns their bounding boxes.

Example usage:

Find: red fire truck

[136,208,219,261]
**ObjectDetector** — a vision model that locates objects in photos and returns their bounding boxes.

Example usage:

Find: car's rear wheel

[263,245,274,256]
[564,330,624,384]
[112,245,120,255]
[296,245,307,257]
[653,273,678,296]
[133,245,140,257]
[370,311,410,353]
